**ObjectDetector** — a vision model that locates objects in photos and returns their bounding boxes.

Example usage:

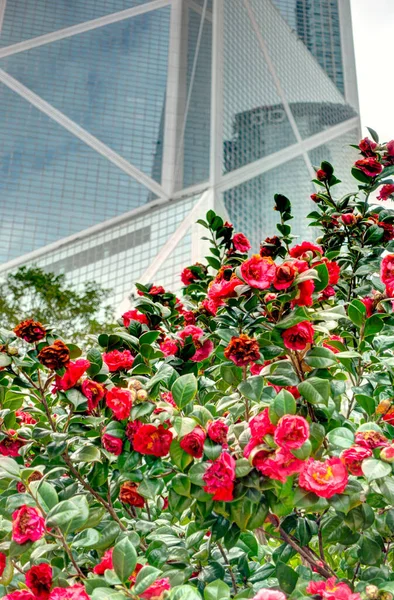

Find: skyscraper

[0,0,360,311]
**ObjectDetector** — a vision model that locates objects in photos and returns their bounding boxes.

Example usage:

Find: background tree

[0,266,114,341]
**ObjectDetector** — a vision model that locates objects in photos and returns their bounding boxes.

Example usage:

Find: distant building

[0,0,360,310]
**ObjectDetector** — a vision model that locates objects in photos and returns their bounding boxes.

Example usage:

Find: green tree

[0,266,114,340]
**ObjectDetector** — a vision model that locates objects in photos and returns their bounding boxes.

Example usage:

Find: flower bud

[136,389,148,403]
[365,585,379,599]
[380,445,394,463]
[128,378,143,391]
[7,346,19,356]
[377,399,391,414]
[264,293,277,303]
[341,213,357,226]
[380,593,393,600]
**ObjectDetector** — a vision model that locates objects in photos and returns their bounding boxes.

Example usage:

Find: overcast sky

[351,0,394,142]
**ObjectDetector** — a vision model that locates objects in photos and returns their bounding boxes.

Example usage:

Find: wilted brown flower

[14,320,46,343]
[38,340,70,370]
[224,334,260,367]
[119,481,145,507]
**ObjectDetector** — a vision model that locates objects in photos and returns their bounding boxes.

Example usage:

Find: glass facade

[0,0,360,308]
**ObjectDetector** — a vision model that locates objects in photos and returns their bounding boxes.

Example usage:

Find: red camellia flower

[181,267,197,286]
[256,448,304,483]
[179,325,213,362]
[383,408,394,425]
[289,241,323,260]
[15,410,37,425]
[386,140,394,156]
[139,578,171,600]
[340,446,372,476]
[122,309,149,327]
[224,334,260,366]
[274,415,309,449]
[355,430,388,449]
[240,254,276,289]
[4,592,36,600]
[378,183,394,201]
[125,420,144,445]
[233,232,251,253]
[53,358,90,392]
[207,420,228,445]
[103,349,134,372]
[299,457,348,498]
[252,590,286,600]
[291,279,315,307]
[0,551,6,577]
[359,137,377,156]
[0,430,25,457]
[12,505,45,544]
[102,432,123,455]
[106,386,132,420]
[316,168,328,181]
[81,379,106,412]
[203,452,236,501]
[48,585,90,600]
[93,548,113,575]
[282,321,314,351]
[133,424,173,457]
[354,157,382,177]
[381,254,394,289]
[25,563,53,600]
[341,213,357,226]
[273,262,297,290]
[160,338,179,357]
[323,334,344,353]
[307,577,361,600]
[119,481,145,507]
[250,408,276,439]
[180,426,206,458]
[14,319,46,343]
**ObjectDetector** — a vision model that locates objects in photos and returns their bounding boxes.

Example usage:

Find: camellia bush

[4,130,394,600]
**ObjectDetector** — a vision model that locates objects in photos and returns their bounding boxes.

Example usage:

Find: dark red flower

[0,430,25,457]
[282,321,314,351]
[291,279,315,307]
[81,379,106,412]
[233,232,251,253]
[341,213,357,226]
[93,548,113,575]
[273,262,297,290]
[289,241,323,260]
[0,552,6,577]
[354,157,382,177]
[377,183,394,201]
[14,320,46,343]
[207,420,228,445]
[180,426,206,458]
[25,563,53,600]
[359,137,377,156]
[102,432,123,455]
[125,420,143,445]
[181,268,197,286]
[260,236,281,257]
[119,482,145,507]
[203,452,236,502]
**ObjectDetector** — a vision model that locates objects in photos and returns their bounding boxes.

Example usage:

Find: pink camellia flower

[207,276,243,304]
[274,415,309,450]
[252,590,286,600]
[207,420,228,445]
[233,232,251,253]
[4,592,36,600]
[102,432,123,455]
[15,410,37,425]
[181,267,197,286]
[25,563,53,600]
[180,426,206,458]
[53,358,90,392]
[341,446,372,475]
[93,548,113,575]
[381,254,394,285]
[299,457,348,498]
[179,325,213,362]
[355,430,388,449]
[203,452,236,501]
[341,213,357,226]
[322,334,344,353]
[48,585,90,600]
[256,447,304,483]
[377,183,394,201]
[289,241,323,260]
[0,551,6,577]
[139,577,171,600]
[122,309,149,327]
[273,262,297,290]
[307,577,361,600]
[359,137,377,156]
[282,321,314,351]
[291,279,315,308]
[250,362,264,375]
[240,255,276,289]
[354,157,382,177]
[81,379,106,412]
[12,505,45,544]
[360,296,374,317]
[386,140,394,156]
[160,338,179,357]
[106,387,132,420]
[250,408,276,439]
[103,349,134,372]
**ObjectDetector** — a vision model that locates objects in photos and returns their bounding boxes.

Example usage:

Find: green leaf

[358,535,382,565]
[46,495,89,533]
[348,299,366,327]
[70,444,101,463]
[171,374,198,409]
[364,315,384,337]
[276,561,299,594]
[327,427,354,449]
[276,307,310,329]
[362,459,392,481]
[304,347,337,368]
[72,528,100,549]
[170,585,202,600]
[355,394,375,415]
[235,458,252,478]
[133,566,162,595]
[367,126,379,143]
[91,589,127,600]
[220,364,243,386]
[204,580,231,600]
[0,456,20,479]
[271,389,296,422]
[313,262,329,293]
[238,376,264,402]
[30,480,59,512]
[0,354,11,367]
[298,377,330,405]
[113,536,138,582]
[170,440,193,471]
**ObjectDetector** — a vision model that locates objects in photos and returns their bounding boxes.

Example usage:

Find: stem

[56,528,86,579]
[318,525,325,563]
[145,500,152,521]
[242,366,250,421]
[217,542,238,594]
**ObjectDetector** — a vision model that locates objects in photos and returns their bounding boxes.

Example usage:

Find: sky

[351,0,394,142]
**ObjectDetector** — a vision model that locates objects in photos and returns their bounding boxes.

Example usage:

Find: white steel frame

[0,0,361,312]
